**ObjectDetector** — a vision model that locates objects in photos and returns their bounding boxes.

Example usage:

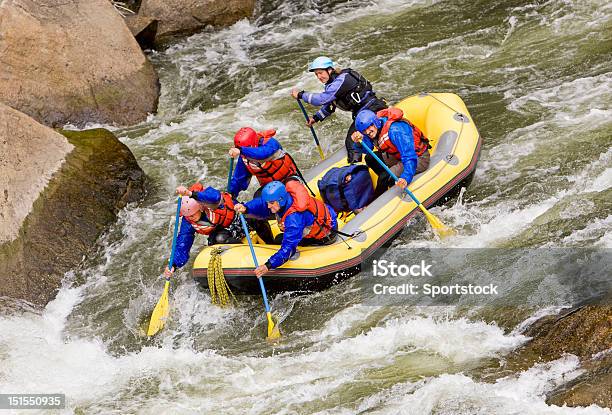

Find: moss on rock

[0,128,146,306]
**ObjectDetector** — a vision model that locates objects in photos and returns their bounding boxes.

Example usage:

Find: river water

[1,0,611,413]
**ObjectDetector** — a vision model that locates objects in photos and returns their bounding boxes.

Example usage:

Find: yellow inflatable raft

[192,93,482,293]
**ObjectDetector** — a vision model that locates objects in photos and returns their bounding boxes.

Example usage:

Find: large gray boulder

[0,0,160,127]
[138,0,256,44]
[0,103,146,306]
[0,105,74,244]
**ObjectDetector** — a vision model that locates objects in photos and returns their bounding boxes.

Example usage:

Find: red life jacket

[375,108,430,160]
[184,206,215,235]
[280,180,333,240]
[188,218,215,235]
[241,130,298,186]
[205,192,236,228]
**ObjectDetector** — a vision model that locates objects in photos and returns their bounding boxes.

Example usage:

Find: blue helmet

[201,187,221,205]
[308,56,334,72]
[262,181,289,207]
[355,109,382,133]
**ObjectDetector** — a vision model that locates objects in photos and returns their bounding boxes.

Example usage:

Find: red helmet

[233,127,259,148]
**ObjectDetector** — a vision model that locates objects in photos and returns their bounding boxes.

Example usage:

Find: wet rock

[0,0,160,127]
[125,15,158,50]
[0,104,146,307]
[502,304,612,408]
[521,305,612,360]
[547,354,612,408]
[138,0,256,44]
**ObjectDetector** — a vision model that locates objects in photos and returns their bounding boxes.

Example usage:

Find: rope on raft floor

[207,247,237,307]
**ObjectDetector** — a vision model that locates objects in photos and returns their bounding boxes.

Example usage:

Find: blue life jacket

[318,164,374,212]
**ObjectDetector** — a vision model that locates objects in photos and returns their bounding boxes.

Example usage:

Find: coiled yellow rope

[207,247,237,307]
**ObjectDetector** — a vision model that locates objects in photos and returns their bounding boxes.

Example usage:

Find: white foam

[384,26,497,69]
[511,306,569,335]
[591,348,612,360]
[567,148,612,192]
[560,215,612,246]
[404,139,609,250]
[0,302,527,412]
[297,315,527,367]
[599,227,612,248]
[357,355,611,414]
[586,167,612,193]
[508,72,612,113]
[443,193,560,248]
[317,304,381,339]
[502,15,519,44]
[404,38,454,55]
[0,282,84,349]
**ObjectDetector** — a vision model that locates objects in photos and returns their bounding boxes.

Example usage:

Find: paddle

[147,196,182,336]
[227,156,234,191]
[296,98,325,160]
[359,142,455,238]
[238,213,281,341]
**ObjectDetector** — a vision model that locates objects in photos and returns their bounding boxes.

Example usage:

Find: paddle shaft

[297,99,325,160]
[167,196,182,278]
[146,196,182,336]
[227,157,234,192]
[239,214,272,313]
[360,142,422,206]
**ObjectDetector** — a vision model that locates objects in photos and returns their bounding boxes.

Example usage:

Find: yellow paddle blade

[418,204,456,239]
[147,280,170,336]
[266,311,281,342]
[317,146,325,161]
